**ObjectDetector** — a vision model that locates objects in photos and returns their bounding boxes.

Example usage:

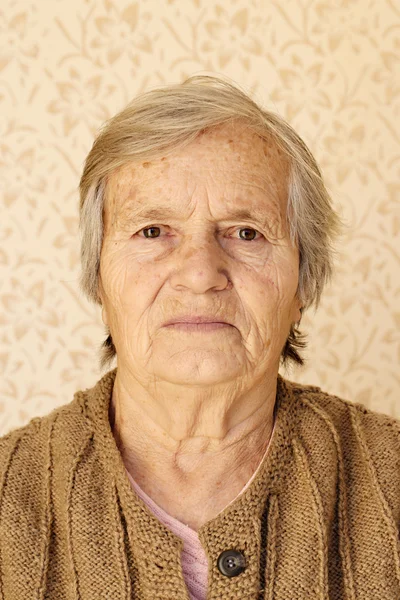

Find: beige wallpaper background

[1,0,399,435]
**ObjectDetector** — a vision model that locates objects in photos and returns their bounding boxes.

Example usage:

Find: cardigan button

[217,550,246,577]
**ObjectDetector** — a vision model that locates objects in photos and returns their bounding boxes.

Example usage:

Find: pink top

[125,419,276,600]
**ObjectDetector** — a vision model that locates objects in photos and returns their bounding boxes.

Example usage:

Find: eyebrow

[118,205,280,229]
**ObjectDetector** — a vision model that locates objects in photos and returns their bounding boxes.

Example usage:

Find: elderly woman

[1,76,399,600]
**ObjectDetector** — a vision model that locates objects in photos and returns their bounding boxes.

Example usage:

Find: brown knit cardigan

[0,368,400,599]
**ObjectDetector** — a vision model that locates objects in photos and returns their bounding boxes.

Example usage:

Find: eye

[236,227,262,241]
[138,226,163,238]
[136,225,263,241]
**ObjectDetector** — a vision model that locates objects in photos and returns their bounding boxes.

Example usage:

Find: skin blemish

[142,162,152,168]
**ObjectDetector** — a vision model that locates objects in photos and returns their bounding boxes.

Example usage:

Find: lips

[163,315,229,326]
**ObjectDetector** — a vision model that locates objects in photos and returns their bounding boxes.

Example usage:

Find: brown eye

[238,227,259,241]
[142,226,161,238]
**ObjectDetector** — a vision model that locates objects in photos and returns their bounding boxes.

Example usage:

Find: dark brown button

[217,549,246,577]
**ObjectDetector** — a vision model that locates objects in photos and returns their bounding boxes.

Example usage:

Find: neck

[110,368,279,530]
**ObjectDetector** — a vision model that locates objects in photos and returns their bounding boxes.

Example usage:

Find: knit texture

[127,470,209,600]
[0,368,400,599]
[125,418,276,600]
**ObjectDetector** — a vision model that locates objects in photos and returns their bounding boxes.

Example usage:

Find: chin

[154,356,243,385]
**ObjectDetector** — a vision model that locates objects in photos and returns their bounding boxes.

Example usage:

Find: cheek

[254,275,280,317]
[101,245,163,314]
[250,256,298,315]
[100,250,129,301]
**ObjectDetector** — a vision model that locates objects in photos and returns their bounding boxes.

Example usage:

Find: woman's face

[99,123,302,387]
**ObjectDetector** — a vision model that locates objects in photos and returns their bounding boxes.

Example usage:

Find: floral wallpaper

[1,0,399,434]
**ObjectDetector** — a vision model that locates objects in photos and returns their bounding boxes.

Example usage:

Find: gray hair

[78,75,345,372]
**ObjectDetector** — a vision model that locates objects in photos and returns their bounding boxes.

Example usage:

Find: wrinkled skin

[98,121,302,529]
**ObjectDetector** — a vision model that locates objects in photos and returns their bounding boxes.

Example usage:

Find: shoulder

[0,384,99,592]
[283,376,400,520]
[286,377,400,451]
[0,413,54,481]
[0,368,116,489]
[0,389,92,503]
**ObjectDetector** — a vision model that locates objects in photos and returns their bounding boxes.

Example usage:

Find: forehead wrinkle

[105,133,289,234]
[111,181,286,236]
[116,166,286,214]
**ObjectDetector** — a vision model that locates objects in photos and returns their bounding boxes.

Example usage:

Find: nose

[169,235,231,294]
